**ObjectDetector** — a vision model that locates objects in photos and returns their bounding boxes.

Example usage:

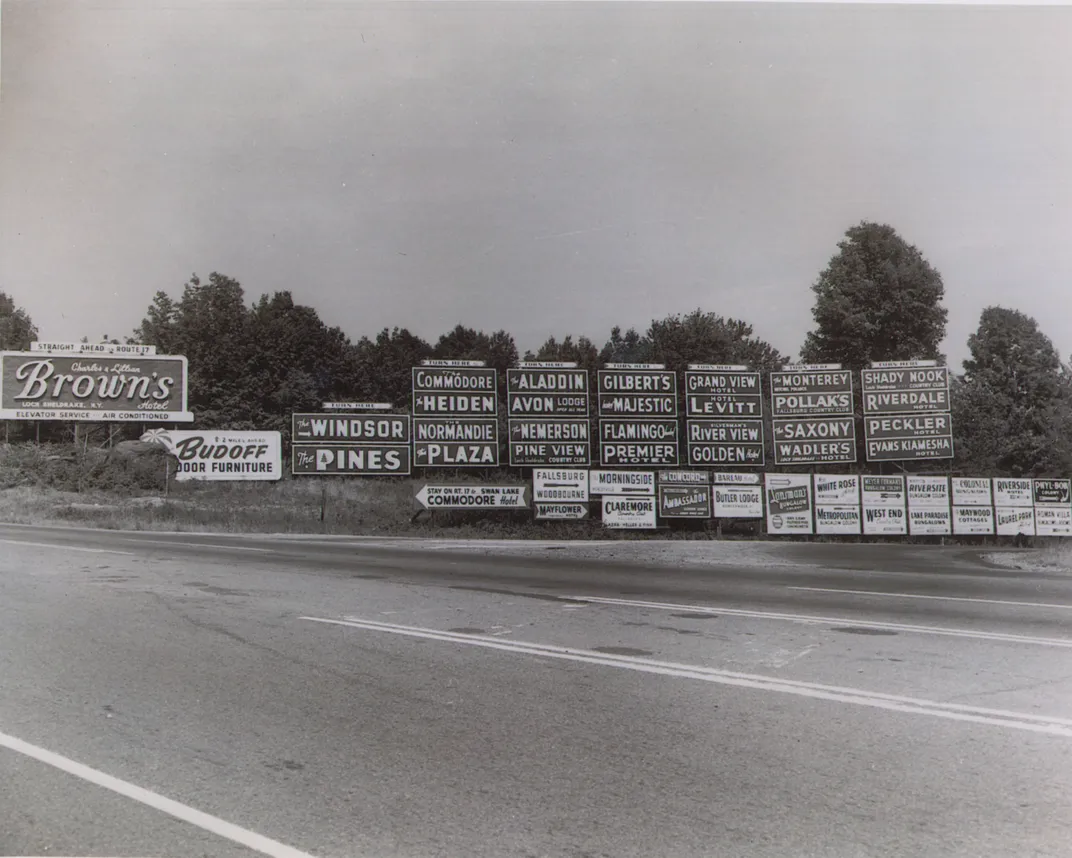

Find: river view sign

[686,419,765,466]
[1,352,193,422]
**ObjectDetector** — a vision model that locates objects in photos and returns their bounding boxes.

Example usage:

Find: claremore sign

[1,352,192,422]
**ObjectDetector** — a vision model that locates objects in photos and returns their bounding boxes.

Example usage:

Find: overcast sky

[2,1,1070,368]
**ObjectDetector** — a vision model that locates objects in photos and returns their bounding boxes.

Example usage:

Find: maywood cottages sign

[0,351,193,422]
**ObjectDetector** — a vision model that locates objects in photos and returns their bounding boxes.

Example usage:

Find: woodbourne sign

[686,419,765,466]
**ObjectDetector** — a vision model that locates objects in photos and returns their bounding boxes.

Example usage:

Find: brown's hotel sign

[1,352,192,422]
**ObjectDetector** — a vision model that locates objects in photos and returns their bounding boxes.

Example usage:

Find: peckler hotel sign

[1,352,193,422]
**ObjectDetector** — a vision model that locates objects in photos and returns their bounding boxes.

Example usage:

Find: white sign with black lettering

[953,506,995,535]
[532,469,590,503]
[951,477,992,507]
[601,496,657,529]
[995,506,1036,536]
[713,485,764,518]
[588,470,655,496]
[993,478,1033,507]
[907,476,951,535]
[862,505,907,536]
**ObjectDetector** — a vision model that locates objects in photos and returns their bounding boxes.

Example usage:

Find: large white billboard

[142,429,281,481]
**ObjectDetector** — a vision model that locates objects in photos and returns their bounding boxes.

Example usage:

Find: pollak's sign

[1,352,192,422]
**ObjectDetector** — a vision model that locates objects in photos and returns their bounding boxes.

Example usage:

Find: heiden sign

[770,369,853,417]
[292,413,411,444]
[861,366,951,415]
[1,352,192,422]
[658,485,712,518]
[865,413,954,462]
[507,368,589,416]
[684,370,763,418]
[599,419,679,466]
[413,417,499,467]
[773,418,856,465]
[597,369,677,417]
[142,430,282,481]
[411,367,498,416]
[508,419,590,466]
[686,420,765,466]
[292,444,411,475]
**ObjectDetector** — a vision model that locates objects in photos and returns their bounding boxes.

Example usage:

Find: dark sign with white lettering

[657,485,713,518]
[508,419,591,466]
[292,413,411,444]
[684,370,763,418]
[292,444,412,475]
[770,368,853,417]
[861,365,950,415]
[686,419,765,467]
[865,413,954,462]
[599,418,679,466]
[412,417,499,467]
[597,369,678,417]
[411,367,498,415]
[772,417,856,465]
[507,368,589,416]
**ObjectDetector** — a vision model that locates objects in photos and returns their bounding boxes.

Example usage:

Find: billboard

[951,477,992,507]
[292,413,411,444]
[996,506,1036,536]
[862,504,908,535]
[507,368,589,416]
[599,419,679,466]
[414,485,529,509]
[658,485,712,518]
[412,417,499,467]
[861,362,951,415]
[814,474,861,535]
[508,419,590,466]
[535,503,589,520]
[602,496,657,529]
[141,429,281,481]
[1033,479,1071,506]
[686,420,765,467]
[862,475,907,507]
[769,366,853,417]
[532,469,589,503]
[597,368,677,417]
[684,369,763,418]
[765,474,814,535]
[865,413,954,462]
[993,478,1033,507]
[411,366,498,416]
[1,352,192,422]
[292,444,411,475]
[907,476,951,535]
[816,505,862,535]
[953,506,995,535]
[772,417,856,465]
[713,483,764,518]
[1034,479,1072,537]
[588,470,655,496]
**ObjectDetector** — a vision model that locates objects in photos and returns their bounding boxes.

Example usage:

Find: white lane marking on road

[0,539,134,556]
[0,730,318,858]
[301,616,1072,738]
[787,586,1072,611]
[568,595,1072,649]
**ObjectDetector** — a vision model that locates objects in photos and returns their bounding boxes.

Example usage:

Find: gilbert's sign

[141,429,281,480]
[597,368,678,416]
[1,352,192,422]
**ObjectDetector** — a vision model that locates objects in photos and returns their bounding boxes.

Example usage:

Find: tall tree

[0,291,38,349]
[599,326,652,364]
[353,327,433,408]
[952,307,1072,476]
[524,334,601,372]
[646,309,785,375]
[800,222,948,368]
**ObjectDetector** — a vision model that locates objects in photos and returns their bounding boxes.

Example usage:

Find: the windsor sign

[1,352,192,422]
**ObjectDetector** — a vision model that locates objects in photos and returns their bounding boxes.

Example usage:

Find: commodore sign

[411,366,498,415]
[415,485,529,509]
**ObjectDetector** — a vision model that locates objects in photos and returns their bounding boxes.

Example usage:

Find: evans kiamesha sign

[1,352,192,422]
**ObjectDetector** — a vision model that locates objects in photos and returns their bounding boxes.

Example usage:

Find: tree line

[3,221,1071,478]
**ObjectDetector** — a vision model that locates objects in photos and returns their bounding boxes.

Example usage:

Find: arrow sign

[415,484,529,510]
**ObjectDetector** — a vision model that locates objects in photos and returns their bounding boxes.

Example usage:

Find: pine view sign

[507,368,589,416]
[684,368,763,418]
[773,417,856,465]
[508,419,591,466]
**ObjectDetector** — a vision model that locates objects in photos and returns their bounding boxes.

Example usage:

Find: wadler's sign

[1,352,192,422]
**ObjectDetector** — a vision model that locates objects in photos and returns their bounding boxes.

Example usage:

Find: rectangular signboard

[533,469,590,503]
[713,484,764,518]
[415,484,529,509]
[996,506,1036,536]
[865,413,954,461]
[508,419,590,466]
[599,419,679,466]
[909,507,952,536]
[907,476,950,508]
[1,352,192,422]
[712,472,761,485]
[769,368,853,417]
[602,496,658,529]
[816,505,862,535]
[861,366,951,415]
[323,402,392,411]
[1035,506,1072,537]
[993,478,1033,507]
[657,485,712,518]
[411,366,498,415]
[862,505,908,535]
[292,444,411,476]
[589,470,655,495]
[953,506,995,535]
[813,474,860,505]
[143,429,282,481]
[292,413,411,444]
[686,420,765,467]
[861,475,906,507]
[765,474,814,535]
[773,417,856,465]
[31,341,157,356]
[506,368,589,416]
[1034,479,1072,506]
[658,470,711,485]
[412,417,499,467]
[951,477,992,507]
[597,369,677,417]
[684,370,763,418]
[535,502,589,520]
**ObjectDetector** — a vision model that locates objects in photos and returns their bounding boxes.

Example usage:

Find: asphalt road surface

[2,523,1071,858]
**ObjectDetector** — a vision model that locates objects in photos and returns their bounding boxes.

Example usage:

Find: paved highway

[2,523,1071,857]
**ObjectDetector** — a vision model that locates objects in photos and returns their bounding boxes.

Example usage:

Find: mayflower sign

[1,352,192,422]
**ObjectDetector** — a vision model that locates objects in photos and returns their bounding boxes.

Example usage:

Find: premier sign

[411,366,498,416]
[292,444,411,475]
[865,413,954,461]
[599,419,679,466]
[508,419,590,466]
[686,420,765,466]
[507,368,589,416]
[597,369,677,416]
[773,418,856,465]
[769,367,853,417]
[684,369,763,418]
[861,363,951,415]
[1,352,193,422]
[412,417,499,467]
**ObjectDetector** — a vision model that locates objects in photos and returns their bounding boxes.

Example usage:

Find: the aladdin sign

[0,352,193,422]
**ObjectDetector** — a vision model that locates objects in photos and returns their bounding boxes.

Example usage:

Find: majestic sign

[292,444,411,475]
[995,506,1036,536]
[602,496,657,529]
[508,419,590,466]
[599,419,679,466]
[535,502,589,520]
[864,413,954,461]
[907,476,952,535]
[686,420,765,466]
[772,417,856,465]
[953,506,995,535]
[292,414,411,444]
[951,477,992,507]
[765,474,814,534]
[588,470,655,496]
[415,485,529,509]
[532,469,589,503]
[712,483,764,518]
[1,352,192,422]
[32,341,157,356]
[993,478,1033,507]
[769,367,853,417]
[684,369,763,418]
[411,366,498,415]
[142,429,281,481]
[597,369,677,416]
[506,368,589,416]
[412,417,499,467]
[861,362,951,415]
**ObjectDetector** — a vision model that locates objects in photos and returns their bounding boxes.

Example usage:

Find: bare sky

[2,1,1071,367]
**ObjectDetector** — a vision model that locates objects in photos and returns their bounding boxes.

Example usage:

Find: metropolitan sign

[1,352,193,422]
